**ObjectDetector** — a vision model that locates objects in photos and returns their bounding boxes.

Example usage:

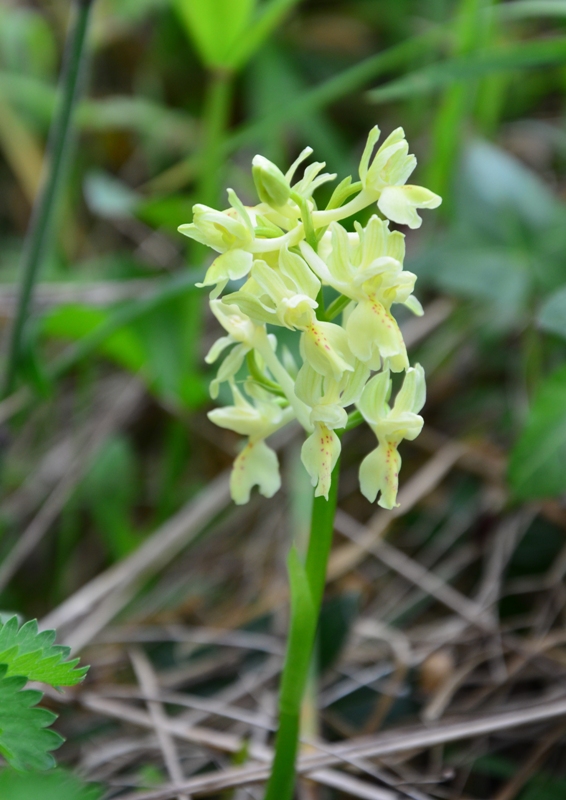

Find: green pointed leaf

[0,617,87,687]
[0,666,63,771]
[174,0,255,68]
[508,366,566,499]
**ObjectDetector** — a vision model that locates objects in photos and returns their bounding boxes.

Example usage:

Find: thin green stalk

[1,0,94,399]
[197,69,233,207]
[264,463,339,800]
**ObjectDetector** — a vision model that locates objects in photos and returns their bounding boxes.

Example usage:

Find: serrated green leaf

[537,285,566,339]
[0,666,63,771]
[0,617,87,687]
[508,366,566,499]
[0,767,102,800]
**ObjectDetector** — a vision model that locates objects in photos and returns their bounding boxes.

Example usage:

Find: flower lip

[377,184,442,229]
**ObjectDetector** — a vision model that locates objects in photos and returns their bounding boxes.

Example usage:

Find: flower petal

[359,442,401,509]
[230,440,281,504]
[357,369,391,426]
[301,321,354,380]
[198,249,253,290]
[378,185,442,229]
[301,424,341,499]
[346,300,408,371]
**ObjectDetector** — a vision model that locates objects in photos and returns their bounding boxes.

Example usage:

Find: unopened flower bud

[252,155,291,208]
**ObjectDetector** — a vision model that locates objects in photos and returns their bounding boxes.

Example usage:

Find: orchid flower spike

[179,128,440,505]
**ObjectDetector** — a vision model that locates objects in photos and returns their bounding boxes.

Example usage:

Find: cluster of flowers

[179,127,441,508]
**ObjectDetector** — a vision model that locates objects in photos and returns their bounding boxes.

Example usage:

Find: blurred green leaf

[41,288,207,410]
[461,139,558,228]
[131,290,206,408]
[537,285,566,339]
[84,171,141,219]
[0,768,101,800]
[0,7,57,79]
[174,0,256,68]
[519,776,566,800]
[498,1,566,20]
[508,365,566,499]
[229,0,303,70]
[42,305,147,373]
[368,38,566,104]
[175,0,301,71]
[0,71,54,129]
[81,436,139,560]
[416,245,530,327]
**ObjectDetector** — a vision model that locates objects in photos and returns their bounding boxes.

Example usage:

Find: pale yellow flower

[296,360,369,499]
[208,382,293,504]
[225,247,355,381]
[358,127,441,228]
[301,216,421,371]
[179,190,255,296]
[357,365,425,509]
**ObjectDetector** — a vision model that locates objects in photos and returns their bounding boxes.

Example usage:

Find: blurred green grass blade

[368,38,566,104]
[537,286,566,339]
[498,0,566,19]
[230,0,302,70]
[248,46,347,170]
[0,72,196,147]
[425,0,491,201]
[147,30,443,194]
[1,0,94,399]
[230,30,442,151]
[508,365,566,500]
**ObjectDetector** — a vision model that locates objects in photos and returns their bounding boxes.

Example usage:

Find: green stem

[246,351,286,397]
[1,0,94,399]
[325,293,351,321]
[197,69,233,207]
[253,330,311,431]
[264,463,339,800]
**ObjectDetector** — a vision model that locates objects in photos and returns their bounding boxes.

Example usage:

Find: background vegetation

[1,0,566,797]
